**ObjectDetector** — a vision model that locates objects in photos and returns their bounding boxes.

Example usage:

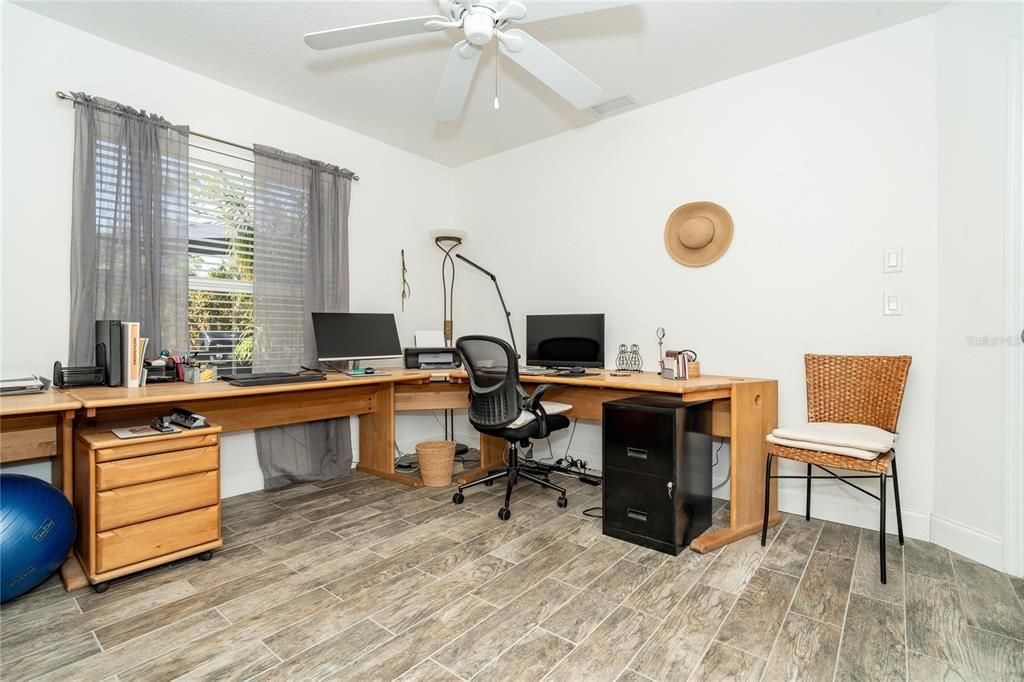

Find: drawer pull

[667,481,674,500]
[626,447,648,460]
[626,508,648,523]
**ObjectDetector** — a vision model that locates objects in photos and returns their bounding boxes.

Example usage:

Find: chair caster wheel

[93,582,109,594]
[452,492,465,505]
[197,551,213,561]
[484,479,494,487]
[557,496,568,508]
[498,507,511,521]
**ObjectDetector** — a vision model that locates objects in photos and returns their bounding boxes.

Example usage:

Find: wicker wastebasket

[416,440,456,487]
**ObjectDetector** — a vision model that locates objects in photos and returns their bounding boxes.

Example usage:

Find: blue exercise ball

[1,474,77,604]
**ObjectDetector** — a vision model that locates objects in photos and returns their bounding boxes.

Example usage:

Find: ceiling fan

[304,0,634,121]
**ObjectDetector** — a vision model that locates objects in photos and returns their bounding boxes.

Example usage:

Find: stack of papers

[0,375,51,395]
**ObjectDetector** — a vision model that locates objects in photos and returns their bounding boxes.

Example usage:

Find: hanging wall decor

[400,249,411,311]
[664,201,734,267]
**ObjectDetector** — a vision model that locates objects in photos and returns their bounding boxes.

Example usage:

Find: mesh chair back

[457,336,524,429]
[804,354,912,433]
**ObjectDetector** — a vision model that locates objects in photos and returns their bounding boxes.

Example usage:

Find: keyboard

[223,372,326,387]
[519,367,556,376]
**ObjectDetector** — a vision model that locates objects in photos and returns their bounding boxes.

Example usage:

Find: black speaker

[95,319,122,387]
[602,396,712,555]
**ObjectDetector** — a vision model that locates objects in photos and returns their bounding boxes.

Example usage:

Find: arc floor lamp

[430,229,467,346]
[430,229,469,455]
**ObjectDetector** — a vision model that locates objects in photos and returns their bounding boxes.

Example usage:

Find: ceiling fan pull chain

[494,40,500,110]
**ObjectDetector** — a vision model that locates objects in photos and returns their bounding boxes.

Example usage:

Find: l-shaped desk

[0,368,778,590]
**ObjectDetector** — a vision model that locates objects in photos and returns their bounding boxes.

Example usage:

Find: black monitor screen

[526,314,605,368]
[312,313,402,362]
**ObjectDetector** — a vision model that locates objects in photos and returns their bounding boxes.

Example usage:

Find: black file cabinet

[602,396,712,555]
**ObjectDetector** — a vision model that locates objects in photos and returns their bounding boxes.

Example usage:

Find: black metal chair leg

[805,463,812,521]
[503,468,516,510]
[519,471,566,497]
[457,468,509,495]
[891,458,904,545]
[761,454,773,546]
[879,473,887,584]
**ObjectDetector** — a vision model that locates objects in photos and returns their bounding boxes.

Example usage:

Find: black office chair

[452,335,570,520]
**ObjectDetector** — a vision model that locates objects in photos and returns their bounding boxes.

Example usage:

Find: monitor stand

[344,360,391,378]
[550,369,601,378]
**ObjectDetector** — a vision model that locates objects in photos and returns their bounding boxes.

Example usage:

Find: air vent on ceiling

[590,95,639,117]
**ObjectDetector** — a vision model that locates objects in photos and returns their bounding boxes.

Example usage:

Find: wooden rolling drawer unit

[73,423,222,591]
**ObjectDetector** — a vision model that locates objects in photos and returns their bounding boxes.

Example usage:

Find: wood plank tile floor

[3,470,1023,681]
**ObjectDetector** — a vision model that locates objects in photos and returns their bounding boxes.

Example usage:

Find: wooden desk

[0,391,90,589]
[16,367,772,587]
[394,370,780,554]
[66,371,434,487]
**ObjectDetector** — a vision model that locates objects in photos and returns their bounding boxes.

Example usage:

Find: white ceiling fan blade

[304,15,451,50]
[507,0,638,24]
[433,41,483,121]
[498,29,603,108]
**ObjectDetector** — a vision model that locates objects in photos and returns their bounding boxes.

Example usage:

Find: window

[187,145,255,372]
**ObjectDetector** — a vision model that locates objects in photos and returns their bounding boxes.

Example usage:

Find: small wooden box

[73,423,222,590]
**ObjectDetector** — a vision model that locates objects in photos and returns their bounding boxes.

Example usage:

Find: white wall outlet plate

[883,291,903,316]
[883,248,903,273]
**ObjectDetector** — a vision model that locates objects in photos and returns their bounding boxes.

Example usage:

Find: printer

[403,347,461,370]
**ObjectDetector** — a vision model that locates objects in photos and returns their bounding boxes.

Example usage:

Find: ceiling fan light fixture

[463,13,494,46]
[306,0,636,121]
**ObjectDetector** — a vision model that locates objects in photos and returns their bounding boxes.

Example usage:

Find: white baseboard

[221,469,266,499]
[775,485,931,540]
[931,513,1005,572]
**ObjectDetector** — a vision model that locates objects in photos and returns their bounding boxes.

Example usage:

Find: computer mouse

[569,366,585,374]
[363,367,375,374]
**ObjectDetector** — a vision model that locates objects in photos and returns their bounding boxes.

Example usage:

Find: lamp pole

[455,254,518,357]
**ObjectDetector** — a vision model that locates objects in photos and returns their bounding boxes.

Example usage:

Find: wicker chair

[761,354,912,584]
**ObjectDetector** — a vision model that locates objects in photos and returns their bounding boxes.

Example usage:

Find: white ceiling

[19,1,942,167]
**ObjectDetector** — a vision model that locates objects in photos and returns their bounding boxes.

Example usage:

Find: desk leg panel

[456,435,506,484]
[59,555,90,591]
[56,410,74,499]
[691,380,780,554]
[357,383,421,487]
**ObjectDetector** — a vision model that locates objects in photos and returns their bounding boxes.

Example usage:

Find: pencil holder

[183,366,218,384]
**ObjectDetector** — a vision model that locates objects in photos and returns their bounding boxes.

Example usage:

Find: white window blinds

[187,145,255,370]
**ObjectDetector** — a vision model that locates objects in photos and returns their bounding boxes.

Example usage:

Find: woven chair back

[804,354,912,433]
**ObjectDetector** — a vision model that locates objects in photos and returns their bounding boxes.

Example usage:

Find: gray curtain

[69,93,189,364]
[252,144,354,489]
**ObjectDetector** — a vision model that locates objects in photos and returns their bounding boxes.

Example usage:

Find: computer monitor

[526,314,605,368]
[312,312,403,364]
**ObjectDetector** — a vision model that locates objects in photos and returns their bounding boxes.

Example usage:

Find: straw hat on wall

[664,201,734,267]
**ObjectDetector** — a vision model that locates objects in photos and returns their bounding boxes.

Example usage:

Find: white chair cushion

[771,422,896,453]
[766,434,884,461]
[508,401,572,428]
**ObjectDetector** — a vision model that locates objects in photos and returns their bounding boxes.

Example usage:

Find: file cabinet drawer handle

[626,508,648,523]
[626,447,648,460]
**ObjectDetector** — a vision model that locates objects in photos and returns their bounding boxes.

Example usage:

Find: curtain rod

[55,91,359,181]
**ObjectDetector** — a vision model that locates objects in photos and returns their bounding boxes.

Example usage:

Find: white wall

[933,1,1023,572]
[453,16,941,540]
[0,3,458,494]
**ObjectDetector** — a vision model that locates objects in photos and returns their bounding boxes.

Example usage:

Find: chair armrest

[521,383,565,438]
[523,383,562,412]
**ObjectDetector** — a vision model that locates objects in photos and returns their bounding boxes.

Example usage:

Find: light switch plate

[883,291,903,316]
[883,248,903,273]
